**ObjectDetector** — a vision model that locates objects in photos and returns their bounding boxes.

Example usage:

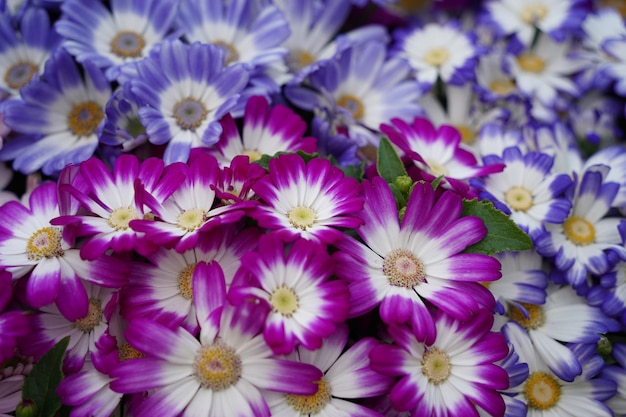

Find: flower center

[177,208,206,231]
[517,54,545,73]
[73,298,103,333]
[425,159,449,177]
[424,47,450,66]
[241,149,262,162]
[509,302,545,330]
[505,186,534,211]
[177,263,197,300]
[337,94,365,120]
[563,216,595,246]
[4,61,37,90]
[111,31,145,58]
[520,5,548,24]
[173,98,208,131]
[193,340,242,391]
[383,248,426,288]
[288,206,317,230]
[108,206,140,231]
[285,378,332,414]
[421,347,451,384]
[489,78,516,95]
[67,101,104,137]
[118,342,144,361]
[286,49,316,72]
[26,227,64,261]
[454,124,476,145]
[212,40,239,66]
[524,371,561,410]
[600,0,626,17]
[269,285,299,317]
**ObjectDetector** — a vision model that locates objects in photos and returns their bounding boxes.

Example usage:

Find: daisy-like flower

[0,6,57,96]
[535,165,626,287]
[129,40,249,164]
[481,0,587,45]
[393,21,479,88]
[230,234,349,354]
[503,284,613,382]
[0,182,127,320]
[504,318,616,417]
[214,155,266,204]
[99,87,148,153]
[334,178,500,344]
[110,261,323,417]
[264,324,394,416]
[0,48,110,175]
[369,308,509,417]
[55,0,180,81]
[249,153,363,243]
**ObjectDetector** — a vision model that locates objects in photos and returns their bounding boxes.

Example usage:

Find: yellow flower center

[4,61,37,90]
[26,227,64,261]
[269,285,299,317]
[285,378,332,414]
[67,101,104,137]
[600,0,626,17]
[424,48,450,66]
[384,249,426,288]
[517,54,546,73]
[193,340,242,391]
[422,347,451,384]
[213,40,240,66]
[286,49,316,72]
[241,149,263,162]
[73,298,103,333]
[504,186,534,211]
[524,371,561,410]
[111,31,145,58]
[177,263,197,300]
[173,98,208,131]
[287,206,317,230]
[563,216,595,246]
[509,302,545,331]
[454,124,476,145]
[425,159,449,177]
[108,206,140,231]
[118,342,144,361]
[520,5,548,24]
[177,208,206,232]
[337,94,365,120]
[489,78,516,95]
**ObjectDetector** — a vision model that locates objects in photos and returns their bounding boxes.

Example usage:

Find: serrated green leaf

[461,199,533,255]
[254,151,319,171]
[340,162,365,181]
[377,137,407,184]
[19,337,70,417]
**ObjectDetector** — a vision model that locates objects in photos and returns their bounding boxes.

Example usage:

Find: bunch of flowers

[1,0,626,416]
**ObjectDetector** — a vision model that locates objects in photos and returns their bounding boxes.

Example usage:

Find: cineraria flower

[475,47,520,102]
[55,0,180,81]
[481,0,586,45]
[214,155,266,204]
[230,234,349,354]
[535,165,626,287]
[476,123,526,159]
[587,258,626,325]
[0,362,31,417]
[264,324,394,416]
[334,178,500,344]
[370,308,509,417]
[208,95,317,167]
[110,262,323,417]
[600,36,626,97]
[249,153,363,243]
[99,88,148,153]
[129,40,249,164]
[0,48,110,175]
[504,319,616,417]
[393,21,479,88]
[0,6,57,96]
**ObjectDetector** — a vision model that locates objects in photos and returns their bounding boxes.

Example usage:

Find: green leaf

[18,337,70,417]
[254,151,318,171]
[461,199,533,255]
[377,137,407,184]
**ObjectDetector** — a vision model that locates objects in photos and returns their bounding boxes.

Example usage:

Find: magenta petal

[56,275,88,321]
[26,258,61,307]
[389,374,422,411]
[0,270,13,310]
[193,261,226,327]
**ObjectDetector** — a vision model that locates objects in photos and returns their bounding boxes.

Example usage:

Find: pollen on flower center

[177,208,206,231]
[241,148,262,162]
[111,30,145,58]
[173,98,208,131]
[288,206,317,230]
[384,248,426,288]
[422,347,451,384]
[177,263,197,300]
[563,216,595,246]
[5,61,37,90]
[193,340,242,391]
[26,227,64,261]
[285,378,332,414]
[212,40,239,66]
[73,298,103,333]
[509,302,545,330]
[489,78,516,95]
[517,54,546,73]
[118,342,144,361]
[505,186,534,211]
[270,285,299,317]
[525,371,561,410]
[424,47,450,66]
[286,49,316,72]
[425,159,449,177]
[454,124,476,145]
[67,101,104,137]
[108,206,140,231]
[337,94,365,120]
[520,5,548,24]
